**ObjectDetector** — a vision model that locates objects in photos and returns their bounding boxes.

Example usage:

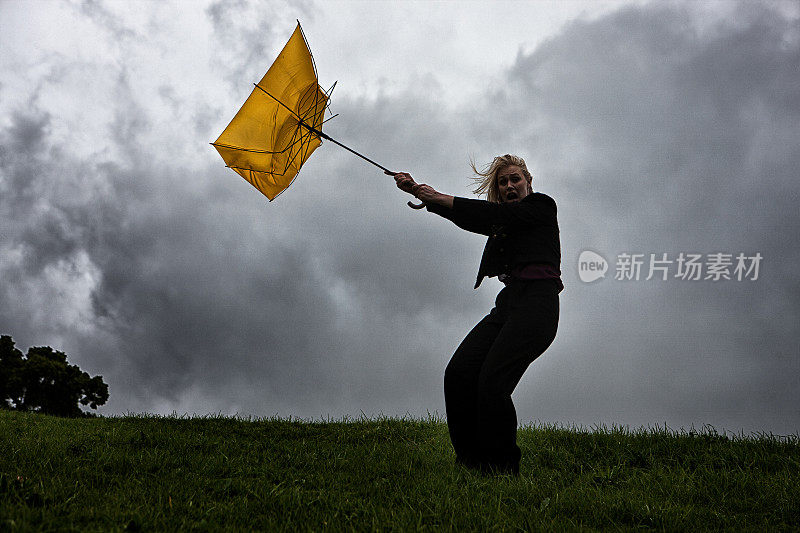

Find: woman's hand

[389,171,454,208]
[412,183,454,208]
[411,184,438,203]
[392,172,416,193]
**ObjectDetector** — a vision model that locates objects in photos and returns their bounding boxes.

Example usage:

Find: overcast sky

[1,0,798,436]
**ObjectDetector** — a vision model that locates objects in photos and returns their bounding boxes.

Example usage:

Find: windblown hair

[470,154,533,203]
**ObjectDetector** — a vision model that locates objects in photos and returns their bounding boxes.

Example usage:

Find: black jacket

[427,193,561,288]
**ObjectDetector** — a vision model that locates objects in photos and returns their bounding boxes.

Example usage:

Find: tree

[0,335,109,417]
[0,335,25,409]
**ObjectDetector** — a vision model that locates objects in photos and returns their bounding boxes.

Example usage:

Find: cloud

[78,0,139,42]
[488,1,800,433]
[0,60,463,418]
[1,0,798,434]
[206,0,314,89]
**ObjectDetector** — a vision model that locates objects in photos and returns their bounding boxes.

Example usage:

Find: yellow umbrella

[211,22,423,207]
[211,23,329,200]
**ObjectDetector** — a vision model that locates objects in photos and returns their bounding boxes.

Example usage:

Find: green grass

[1,410,798,531]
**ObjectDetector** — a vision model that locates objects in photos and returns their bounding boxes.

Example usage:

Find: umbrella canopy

[212,23,329,200]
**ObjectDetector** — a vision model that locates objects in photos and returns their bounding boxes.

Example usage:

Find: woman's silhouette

[394,154,562,475]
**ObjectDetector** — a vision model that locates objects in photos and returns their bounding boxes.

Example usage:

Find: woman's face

[497,165,530,203]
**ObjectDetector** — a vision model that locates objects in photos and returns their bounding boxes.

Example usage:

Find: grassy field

[1,410,797,531]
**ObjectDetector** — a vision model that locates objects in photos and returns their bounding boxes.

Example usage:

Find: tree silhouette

[0,335,109,417]
[0,336,25,409]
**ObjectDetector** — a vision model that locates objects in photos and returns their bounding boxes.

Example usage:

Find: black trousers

[444,279,559,472]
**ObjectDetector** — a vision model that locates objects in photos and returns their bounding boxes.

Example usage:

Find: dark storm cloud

[0,93,353,415]
[0,65,463,417]
[206,0,314,89]
[1,109,50,205]
[502,3,800,250]
[479,2,800,433]
[78,0,138,42]
[1,1,797,433]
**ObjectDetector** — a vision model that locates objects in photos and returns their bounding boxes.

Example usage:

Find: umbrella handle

[384,170,426,210]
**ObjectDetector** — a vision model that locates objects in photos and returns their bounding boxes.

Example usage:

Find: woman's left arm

[393,172,555,228]
[392,172,453,208]
[394,173,493,234]
[411,184,453,209]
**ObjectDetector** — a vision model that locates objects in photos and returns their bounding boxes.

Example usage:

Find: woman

[394,154,562,475]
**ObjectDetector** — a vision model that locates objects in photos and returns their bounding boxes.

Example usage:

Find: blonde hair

[470,154,533,203]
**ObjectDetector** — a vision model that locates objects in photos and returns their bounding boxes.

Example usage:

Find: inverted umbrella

[211,22,424,208]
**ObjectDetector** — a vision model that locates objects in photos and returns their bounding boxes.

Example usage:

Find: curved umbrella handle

[384,170,426,210]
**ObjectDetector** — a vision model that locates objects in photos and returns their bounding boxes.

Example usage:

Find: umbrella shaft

[299,121,393,174]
